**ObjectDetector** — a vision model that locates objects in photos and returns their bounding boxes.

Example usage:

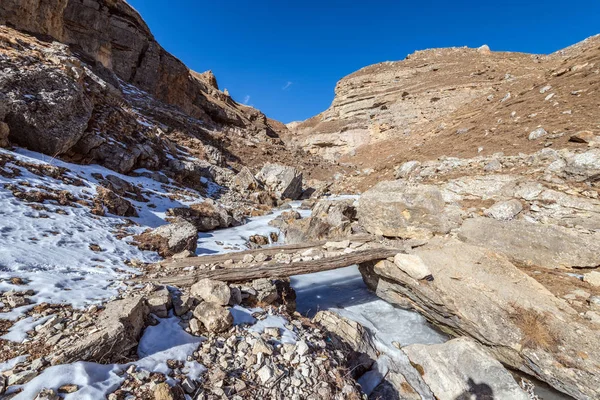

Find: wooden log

[141,248,400,287]
[161,235,375,270]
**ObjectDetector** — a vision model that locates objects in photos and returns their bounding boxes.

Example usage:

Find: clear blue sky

[127,0,600,123]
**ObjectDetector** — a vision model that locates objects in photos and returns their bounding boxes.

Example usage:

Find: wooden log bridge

[136,237,401,287]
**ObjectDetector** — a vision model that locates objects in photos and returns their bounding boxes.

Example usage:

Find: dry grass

[511,306,559,351]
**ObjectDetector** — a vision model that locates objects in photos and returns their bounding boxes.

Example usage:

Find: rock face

[357,180,461,239]
[134,221,198,257]
[403,338,529,400]
[458,217,600,268]
[359,239,600,399]
[256,163,303,200]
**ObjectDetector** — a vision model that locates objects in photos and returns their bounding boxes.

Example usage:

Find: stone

[394,160,421,179]
[189,318,201,334]
[52,296,148,364]
[569,130,597,144]
[403,338,529,400]
[147,290,171,318]
[249,234,269,246]
[477,44,491,54]
[153,382,183,400]
[134,221,198,257]
[93,187,138,217]
[359,238,600,399]
[191,278,231,305]
[393,253,432,280]
[483,199,523,220]
[583,271,600,287]
[562,149,600,182]
[458,217,600,268]
[483,159,502,172]
[34,389,60,400]
[233,166,259,192]
[7,370,38,385]
[252,337,274,355]
[282,199,356,244]
[58,384,79,394]
[167,202,233,232]
[255,163,303,200]
[193,302,233,333]
[528,127,548,140]
[357,180,461,239]
[296,340,310,356]
[256,365,274,384]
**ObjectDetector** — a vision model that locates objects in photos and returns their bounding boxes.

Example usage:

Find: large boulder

[403,338,529,400]
[190,279,231,306]
[561,149,600,182]
[458,217,600,268]
[359,239,600,399]
[232,166,259,192]
[134,221,198,257]
[167,201,233,232]
[282,198,356,244]
[93,186,138,217]
[357,180,461,239]
[52,296,148,364]
[255,163,303,200]
[0,61,93,155]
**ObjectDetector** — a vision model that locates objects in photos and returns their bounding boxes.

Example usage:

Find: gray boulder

[561,149,600,182]
[190,279,231,306]
[193,302,233,333]
[134,221,198,257]
[0,62,93,155]
[357,180,461,239]
[52,296,148,364]
[483,199,523,220]
[404,338,529,400]
[255,163,303,200]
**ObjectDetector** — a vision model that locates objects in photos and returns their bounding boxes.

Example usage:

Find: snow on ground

[196,202,311,255]
[7,315,205,400]
[0,148,204,324]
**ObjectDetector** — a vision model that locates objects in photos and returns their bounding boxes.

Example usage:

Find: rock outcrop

[359,239,600,399]
[403,337,529,400]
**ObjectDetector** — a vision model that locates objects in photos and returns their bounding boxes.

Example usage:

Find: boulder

[166,201,233,232]
[359,239,600,399]
[313,311,377,377]
[528,127,548,140]
[193,302,233,333]
[255,163,303,200]
[561,149,600,182]
[483,199,523,220]
[93,186,138,217]
[0,62,93,155]
[403,338,529,400]
[134,221,198,257]
[394,160,421,179]
[357,180,461,239]
[282,199,356,244]
[458,217,600,268]
[52,296,148,364]
[232,166,259,192]
[583,271,600,287]
[190,279,231,306]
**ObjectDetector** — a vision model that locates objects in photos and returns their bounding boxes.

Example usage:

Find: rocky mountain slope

[289,36,600,192]
[1,1,599,400]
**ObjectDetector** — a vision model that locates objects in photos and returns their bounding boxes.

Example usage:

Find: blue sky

[127,0,600,123]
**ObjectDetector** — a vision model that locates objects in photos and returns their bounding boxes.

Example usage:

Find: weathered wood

[162,235,375,270]
[142,248,399,287]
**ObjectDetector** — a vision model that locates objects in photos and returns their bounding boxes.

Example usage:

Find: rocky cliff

[290,37,600,190]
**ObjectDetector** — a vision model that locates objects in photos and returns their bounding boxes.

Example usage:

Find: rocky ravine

[0,1,599,400]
